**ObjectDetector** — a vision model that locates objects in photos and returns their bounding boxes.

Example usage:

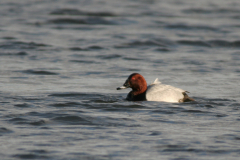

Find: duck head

[117,73,147,94]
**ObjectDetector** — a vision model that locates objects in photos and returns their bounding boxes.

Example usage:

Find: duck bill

[116,80,130,90]
[116,86,127,90]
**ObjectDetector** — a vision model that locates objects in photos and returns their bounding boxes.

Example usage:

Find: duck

[116,73,194,103]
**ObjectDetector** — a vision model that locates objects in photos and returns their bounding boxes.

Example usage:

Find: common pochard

[117,73,194,103]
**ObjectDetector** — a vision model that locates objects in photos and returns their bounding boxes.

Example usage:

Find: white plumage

[146,78,186,102]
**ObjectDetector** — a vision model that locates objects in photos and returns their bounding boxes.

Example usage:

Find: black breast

[126,91,146,101]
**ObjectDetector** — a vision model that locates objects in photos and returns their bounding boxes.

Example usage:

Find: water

[0,0,240,159]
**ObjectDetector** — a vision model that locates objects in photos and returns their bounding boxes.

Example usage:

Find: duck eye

[131,77,135,80]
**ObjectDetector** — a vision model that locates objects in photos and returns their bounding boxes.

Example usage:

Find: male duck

[117,73,194,103]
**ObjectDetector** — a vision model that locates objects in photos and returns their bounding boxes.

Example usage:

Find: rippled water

[0,0,240,159]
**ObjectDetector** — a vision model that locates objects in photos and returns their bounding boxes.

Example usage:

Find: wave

[177,40,240,48]
[165,23,219,31]
[50,8,117,17]
[183,8,240,14]
[0,51,28,56]
[0,41,50,50]
[21,69,59,75]
[47,17,117,25]
[69,45,104,51]
[115,39,171,48]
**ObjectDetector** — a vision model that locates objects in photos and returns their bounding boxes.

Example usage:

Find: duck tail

[180,91,195,102]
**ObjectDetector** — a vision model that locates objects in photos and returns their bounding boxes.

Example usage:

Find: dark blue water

[0,0,240,159]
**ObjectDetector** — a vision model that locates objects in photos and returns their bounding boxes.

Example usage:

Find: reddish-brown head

[117,73,147,95]
[128,73,147,93]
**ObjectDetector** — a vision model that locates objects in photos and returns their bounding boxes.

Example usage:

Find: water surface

[0,0,240,159]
